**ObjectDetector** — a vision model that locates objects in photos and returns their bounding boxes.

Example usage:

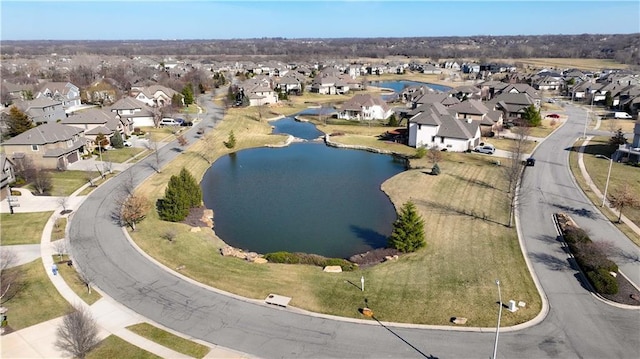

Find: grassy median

[129,102,541,327]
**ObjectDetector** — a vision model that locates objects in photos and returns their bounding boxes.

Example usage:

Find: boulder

[253,258,268,264]
[452,317,468,325]
[201,209,214,228]
[190,227,201,233]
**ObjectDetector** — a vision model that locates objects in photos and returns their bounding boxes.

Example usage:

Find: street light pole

[492,279,502,359]
[602,156,613,207]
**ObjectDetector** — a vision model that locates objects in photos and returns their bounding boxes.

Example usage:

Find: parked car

[546,113,560,119]
[524,157,536,166]
[474,144,495,155]
[196,128,205,135]
[160,118,182,126]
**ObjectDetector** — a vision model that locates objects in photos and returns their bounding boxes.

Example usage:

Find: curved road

[69,99,640,358]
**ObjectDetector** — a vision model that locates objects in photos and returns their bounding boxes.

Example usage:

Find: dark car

[525,157,536,166]
[546,113,560,119]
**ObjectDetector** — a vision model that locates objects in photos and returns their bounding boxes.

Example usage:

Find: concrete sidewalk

[1,174,252,358]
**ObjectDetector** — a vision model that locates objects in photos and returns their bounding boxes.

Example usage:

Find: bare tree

[84,167,96,187]
[57,197,70,213]
[427,146,443,164]
[52,239,67,262]
[121,170,136,196]
[76,270,94,295]
[0,248,21,302]
[32,168,53,195]
[504,126,530,227]
[608,184,640,223]
[145,137,162,173]
[176,134,188,150]
[119,195,150,231]
[55,304,100,359]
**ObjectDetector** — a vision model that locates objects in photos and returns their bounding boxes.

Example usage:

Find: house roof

[409,103,479,140]
[2,123,83,146]
[448,99,489,116]
[339,93,390,113]
[62,108,116,125]
[108,97,147,111]
[85,125,114,136]
[437,118,479,140]
[39,82,78,95]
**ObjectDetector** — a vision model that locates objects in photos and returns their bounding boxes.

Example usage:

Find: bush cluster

[264,251,355,271]
[562,226,619,295]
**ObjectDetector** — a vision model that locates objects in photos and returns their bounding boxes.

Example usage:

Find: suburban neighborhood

[1,3,640,358]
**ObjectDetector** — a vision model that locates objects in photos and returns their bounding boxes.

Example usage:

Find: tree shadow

[349,225,387,248]
[367,315,438,359]
[446,172,498,190]
[416,199,507,227]
[529,252,571,271]
[550,203,597,219]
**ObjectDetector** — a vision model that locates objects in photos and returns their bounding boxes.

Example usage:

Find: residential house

[109,97,155,128]
[0,154,16,200]
[448,99,503,136]
[14,98,66,125]
[614,116,640,162]
[131,85,180,108]
[275,74,304,95]
[310,75,339,95]
[36,82,82,112]
[1,81,33,105]
[421,64,442,74]
[478,80,509,100]
[500,84,542,108]
[1,123,86,170]
[62,108,132,149]
[407,102,481,151]
[449,85,482,100]
[487,92,535,122]
[84,79,119,106]
[412,92,460,109]
[243,81,278,107]
[338,94,393,121]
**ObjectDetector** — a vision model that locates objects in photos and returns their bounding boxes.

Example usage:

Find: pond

[201,120,406,259]
[370,80,451,93]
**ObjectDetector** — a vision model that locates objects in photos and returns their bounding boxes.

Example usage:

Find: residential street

[67,98,640,358]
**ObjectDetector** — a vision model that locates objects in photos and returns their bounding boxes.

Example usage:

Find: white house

[407,102,481,151]
[338,94,393,121]
[36,82,82,112]
[132,85,180,107]
[108,97,155,128]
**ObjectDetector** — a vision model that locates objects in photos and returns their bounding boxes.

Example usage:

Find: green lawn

[87,335,161,359]
[0,259,69,330]
[0,212,53,245]
[48,170,99,196]
[126,323,210,358]
[487,137,538,154]
[101,147,146,163]
[568,136,640,246]
[129,108,541,326]
[54,255,102,305]
[52,217,66,241]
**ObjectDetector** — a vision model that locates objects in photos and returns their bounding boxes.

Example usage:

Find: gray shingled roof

[62,108,115,125]
[437,118,479,140]
[2,123,83,145]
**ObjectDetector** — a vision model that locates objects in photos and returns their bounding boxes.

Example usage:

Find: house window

[440,137,445,143]
[431,136,436,142]
[31,145,39,151]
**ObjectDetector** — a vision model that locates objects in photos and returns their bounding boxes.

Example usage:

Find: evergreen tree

[6,106,34,137]
[523,105,542,127]
[388,201,426,253]
[178,168,202,208]
[224,130,236,149]
[182,83,194,105]
[387,114,398,127]
[609,128,627,146]
[110,131,124,149]
[158,175,189,222]
[604,91,613,108]
[171,93,184,108]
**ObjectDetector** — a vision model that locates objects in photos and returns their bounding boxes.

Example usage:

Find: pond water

[270,117,324,140]
[201,121,406,259]
[370,80,451,93]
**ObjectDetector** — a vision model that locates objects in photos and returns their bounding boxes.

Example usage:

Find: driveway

[68,96,640,358]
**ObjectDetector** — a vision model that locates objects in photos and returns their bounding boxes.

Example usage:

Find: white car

[474,144,496,154]
[123,140,132,147]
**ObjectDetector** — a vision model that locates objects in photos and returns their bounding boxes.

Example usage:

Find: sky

[1,0,638,41]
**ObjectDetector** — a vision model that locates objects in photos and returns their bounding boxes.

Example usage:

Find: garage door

[67,151,79,164]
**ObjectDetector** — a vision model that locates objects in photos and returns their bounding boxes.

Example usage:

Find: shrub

[264,252,355,271]
[414,147,426,159]
[563,227,589,244]
[323,258,355,271]
[587,269,618,295]
[264,252,300,264]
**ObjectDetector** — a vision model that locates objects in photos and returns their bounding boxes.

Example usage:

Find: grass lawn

[126,323,210,359]
[507,58,628,71]
[0,259,69,330]
[46,170,99,196]
[87,335,161,359]
[101,147,146,163]
[77,173,118,196]
[526,118,563,138]
[129,103,541,326]
[568,137,640,246]
[53,255,102,305]
[0,212,53,245]
[52,217,66,241]
[598,118,637,134]
[487,137,538,154]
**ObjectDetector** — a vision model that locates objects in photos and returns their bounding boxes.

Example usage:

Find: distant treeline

[2,34,639,65]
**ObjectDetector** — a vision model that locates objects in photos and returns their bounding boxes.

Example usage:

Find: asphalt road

[69,98,640,358]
